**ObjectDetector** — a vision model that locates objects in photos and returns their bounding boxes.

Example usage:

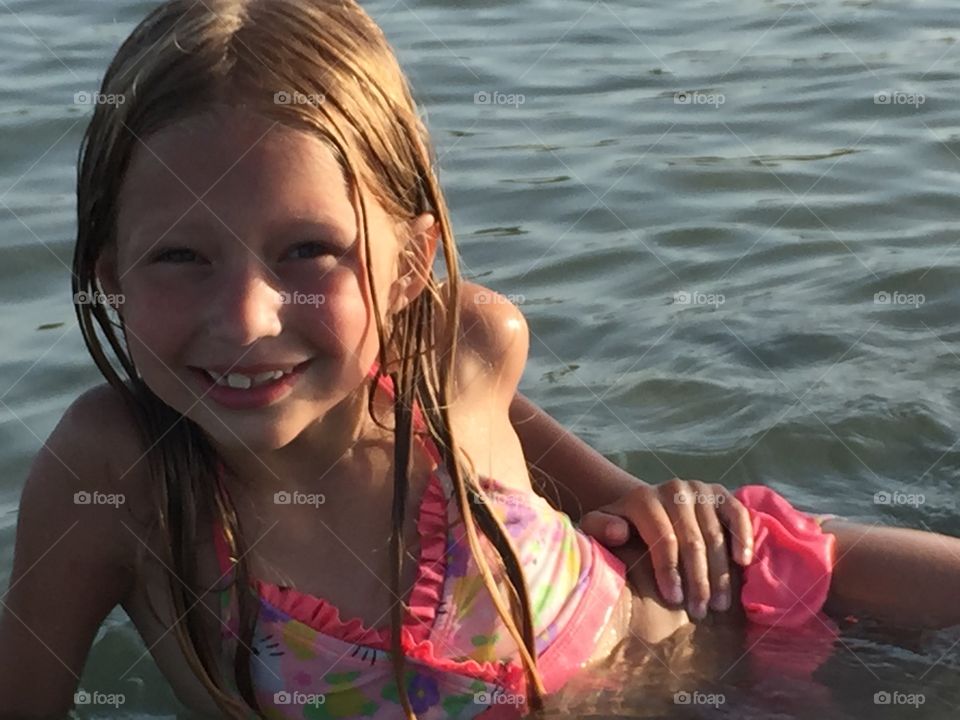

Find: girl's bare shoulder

[431,281,533,491]
[442,280,529,412]
[42,383,158,549]
[11,380,158,609]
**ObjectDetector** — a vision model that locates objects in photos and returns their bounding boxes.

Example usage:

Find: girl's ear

[390,212,438,313]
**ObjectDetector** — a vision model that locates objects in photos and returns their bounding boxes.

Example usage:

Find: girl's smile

[187,357,314,411]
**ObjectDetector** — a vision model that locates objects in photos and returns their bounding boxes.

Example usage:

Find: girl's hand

[579,478,754,619]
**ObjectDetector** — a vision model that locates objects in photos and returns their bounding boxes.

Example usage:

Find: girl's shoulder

[39,382,158,552]
[442,280,529,413]
[429,281,533,493]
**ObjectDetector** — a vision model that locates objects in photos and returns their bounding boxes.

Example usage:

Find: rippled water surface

[2,0,960,717]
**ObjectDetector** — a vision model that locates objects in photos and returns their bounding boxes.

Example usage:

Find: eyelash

[150,242,335,264]
[152,247,197,264]
[287,242,335,260]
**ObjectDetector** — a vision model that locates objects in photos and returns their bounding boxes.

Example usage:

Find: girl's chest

[120,505,428,715]
[226,472,431,631]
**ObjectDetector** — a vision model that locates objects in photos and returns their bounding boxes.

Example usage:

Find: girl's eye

[288,242,336,260]
[152,247,199,264]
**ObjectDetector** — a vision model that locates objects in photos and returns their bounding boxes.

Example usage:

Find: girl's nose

[208,262,284,346]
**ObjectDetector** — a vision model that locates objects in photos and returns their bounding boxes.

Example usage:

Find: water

[1,0,959,717]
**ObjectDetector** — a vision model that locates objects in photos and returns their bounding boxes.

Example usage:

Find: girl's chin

[192,410,310,452]
[214,428,304,454]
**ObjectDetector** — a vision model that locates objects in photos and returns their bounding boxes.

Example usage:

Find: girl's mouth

[188,359,312,410]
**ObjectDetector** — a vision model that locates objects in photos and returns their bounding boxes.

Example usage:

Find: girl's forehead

[118,110,356,229]
[127,111,345,191]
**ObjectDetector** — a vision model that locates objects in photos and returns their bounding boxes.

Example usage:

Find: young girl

[1,1,959,719]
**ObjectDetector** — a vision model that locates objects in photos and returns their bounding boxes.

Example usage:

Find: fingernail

[743,547,753,564]
[607,524,625,542]
[689,600,707,620]
[710,591,730,612]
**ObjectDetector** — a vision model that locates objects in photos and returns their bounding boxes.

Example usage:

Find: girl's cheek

[124,269,206,306]
[302,274,372,343]
[119,276,202,349]
[291,270,387,365]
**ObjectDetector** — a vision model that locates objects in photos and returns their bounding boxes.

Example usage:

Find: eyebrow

[277,218,355,243]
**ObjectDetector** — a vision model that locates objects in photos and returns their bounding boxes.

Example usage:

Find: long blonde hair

[73,1,546,716]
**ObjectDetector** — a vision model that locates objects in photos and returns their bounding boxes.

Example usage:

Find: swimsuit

[210,366,837,719]
[211,364,626,719]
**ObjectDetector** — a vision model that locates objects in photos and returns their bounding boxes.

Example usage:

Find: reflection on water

[546,618,960,719]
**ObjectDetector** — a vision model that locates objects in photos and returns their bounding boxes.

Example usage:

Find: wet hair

[72,0,546,717]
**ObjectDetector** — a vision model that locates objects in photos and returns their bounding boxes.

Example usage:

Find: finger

[717,490,754,565]
[580,510,631,546]
[626,492,684,606]
[693,489,732,612]
[665,484,711,620]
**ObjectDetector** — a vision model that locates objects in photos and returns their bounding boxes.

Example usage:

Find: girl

[1,1,959,719]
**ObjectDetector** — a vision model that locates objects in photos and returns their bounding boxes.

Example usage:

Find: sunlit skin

[96,107,438,497]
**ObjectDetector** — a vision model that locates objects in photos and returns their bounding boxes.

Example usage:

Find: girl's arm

[461,283,752,614]
[822,519,960,628]
[508,390,754,617]
[508,391,639,521]
[0,391,132,718]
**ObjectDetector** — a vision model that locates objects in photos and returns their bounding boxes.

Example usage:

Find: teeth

[252,370,284,385]
[204,369,289,389]
[225,373,252,389]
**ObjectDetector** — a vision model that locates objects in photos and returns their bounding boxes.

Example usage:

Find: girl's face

[101,108,433,452]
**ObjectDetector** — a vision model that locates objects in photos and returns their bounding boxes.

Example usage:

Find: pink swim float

[733,484,837,628]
